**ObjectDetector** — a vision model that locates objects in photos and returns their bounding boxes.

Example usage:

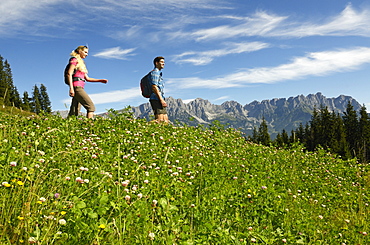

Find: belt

[73,77,85,81]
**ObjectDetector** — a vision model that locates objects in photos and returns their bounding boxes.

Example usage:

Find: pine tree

[0,56,10,106]
[31,85,42,114]
[3,60,22,108]
[342,101,360,158]
[39,84,52,113]
[22,91,31,111]
[257,118,270,145]
[358,105,370,162]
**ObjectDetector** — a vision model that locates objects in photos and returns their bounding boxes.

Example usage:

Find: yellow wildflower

[61,211,67,215]
[17,181,24,186]
[99,224,106,229]
[17,216,24,220]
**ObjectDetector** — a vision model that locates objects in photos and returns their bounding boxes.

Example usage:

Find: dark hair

[153,56,165,66]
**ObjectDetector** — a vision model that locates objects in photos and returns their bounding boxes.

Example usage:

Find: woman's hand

[69,88,75,97]
[100,79,108,84]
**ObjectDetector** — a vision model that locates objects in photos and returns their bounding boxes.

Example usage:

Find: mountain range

[130,92,362,137]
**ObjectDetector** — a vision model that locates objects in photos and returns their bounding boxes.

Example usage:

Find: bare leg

[156,114,169,123]
[87,112,94,119]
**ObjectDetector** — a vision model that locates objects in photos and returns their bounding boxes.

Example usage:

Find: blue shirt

[149,68,164,101]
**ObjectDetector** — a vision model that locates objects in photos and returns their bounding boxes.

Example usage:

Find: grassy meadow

[0,109,369,244]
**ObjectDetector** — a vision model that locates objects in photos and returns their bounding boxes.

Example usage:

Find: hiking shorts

[68,86,95,116]
[150,100,167,115]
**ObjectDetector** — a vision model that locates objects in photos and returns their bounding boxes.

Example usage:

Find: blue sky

[1,0,370,113]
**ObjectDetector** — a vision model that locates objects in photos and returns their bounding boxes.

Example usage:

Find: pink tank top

[70,58,86,88]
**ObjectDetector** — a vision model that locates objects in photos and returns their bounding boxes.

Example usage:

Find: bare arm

[152,84,167,107]
[85,74,108,84]
[67,64,76,97]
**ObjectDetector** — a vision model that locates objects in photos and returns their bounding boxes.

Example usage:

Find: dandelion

[58,219,67,225]
[61,211,67,215]
[99,224,106,229]
[10,161,17,167]
[2,182,11,187]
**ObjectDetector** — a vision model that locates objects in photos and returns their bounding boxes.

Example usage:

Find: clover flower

[148,232,155,240]
[58,219,67,225]
[10,161,17,167]
[28,237,37,244]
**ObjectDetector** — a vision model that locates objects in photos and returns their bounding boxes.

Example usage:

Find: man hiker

[149,56,169,123]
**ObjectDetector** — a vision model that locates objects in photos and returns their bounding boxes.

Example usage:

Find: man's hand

[160,99,167,107]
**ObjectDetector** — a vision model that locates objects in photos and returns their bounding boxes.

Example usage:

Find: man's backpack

[64,57,77,85]
[140,72,152,98]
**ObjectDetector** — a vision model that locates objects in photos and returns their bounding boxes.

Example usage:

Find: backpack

[140,72,152,98]
[64,57,77,85]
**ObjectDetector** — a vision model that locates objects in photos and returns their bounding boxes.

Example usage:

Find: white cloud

[167,47,370,89]
[271,4,370,37]
[214,96,230,101]
[62,87,141,105]
[93,47,137,60]
[172,42,270,65]
[171,4,370,42]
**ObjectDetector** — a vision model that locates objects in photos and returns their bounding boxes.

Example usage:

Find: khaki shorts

[68,86,95,116]
[150,100,167,115]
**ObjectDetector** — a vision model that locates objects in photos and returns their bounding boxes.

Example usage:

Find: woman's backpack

[64,57,77,85]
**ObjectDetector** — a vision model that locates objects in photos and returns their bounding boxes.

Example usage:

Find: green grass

[0,110,369,244]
